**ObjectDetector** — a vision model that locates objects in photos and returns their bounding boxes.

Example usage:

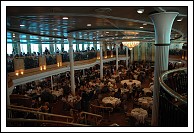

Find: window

[79,44,82,51]
[20,44,27,54]
[63,44,69,52]
[89,43,94,50]
[42,44,50,54]
[7,43,13,54]
[84,44,88,50]
[54,44,61,52]
[31,44,39,53]
[73,44,76,51]
[97,43,100,51]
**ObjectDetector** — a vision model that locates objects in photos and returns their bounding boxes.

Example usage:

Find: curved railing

[159,67,187,104]
[158,67,187,126]
[7,118,89,127]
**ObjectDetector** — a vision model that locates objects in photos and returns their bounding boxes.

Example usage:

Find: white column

[54,43,57,53]
[100,42,103,79]
[68,37,75,96]
[83,69,85,76]
[51,75,53,90]
[151,43,155,62]
[116,45,119,71]
[133,46,138,61]
[16,34,21,55]
[126,46,129,68]
[141,43,146,61]
[149,12,178,126]
[7,86,14,106]
[130,49,133,64]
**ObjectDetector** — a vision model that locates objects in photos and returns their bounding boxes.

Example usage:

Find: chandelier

[122,41,140,50]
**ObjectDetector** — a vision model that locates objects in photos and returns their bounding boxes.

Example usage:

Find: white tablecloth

[143,88,152,95]
[121,80,141,89]
[138,97,153,108]
[133,74,138,80]
[111,75,119,79]
[131,108,148,124]
[114,88,129,94]
[102,96,121,108]
[52,90,63,97]
[108,78,116,83]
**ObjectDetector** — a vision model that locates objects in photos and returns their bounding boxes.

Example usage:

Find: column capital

[149,12,179,44]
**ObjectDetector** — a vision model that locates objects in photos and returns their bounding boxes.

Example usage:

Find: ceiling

[6,6,188,44]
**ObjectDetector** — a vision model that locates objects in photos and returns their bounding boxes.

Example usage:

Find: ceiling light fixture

[143,23,147,25]
[106,32,109,33]
[177,17,183,22]
[137,9,144,14]
[20,24,25,27]
[140,26,144,28]
[87,24,91,26]
[122,41,140,50]
[62,17,68,19]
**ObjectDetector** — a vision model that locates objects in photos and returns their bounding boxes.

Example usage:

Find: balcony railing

[7,51,98,73]
[159,67,187,126]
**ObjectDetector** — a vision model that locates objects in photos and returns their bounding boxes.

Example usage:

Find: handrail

[9,105,39,111]
[159,67,187,104]
[79,111,103,125]
[79,111,103,118]
[7,107,74,123]
[90,104,113,112]
[79,111,103,126]
[7,118,89,126]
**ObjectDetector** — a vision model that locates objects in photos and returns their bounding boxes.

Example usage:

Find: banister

[159,67,187,104]
[7,118,90,126]
[7,107,74,122]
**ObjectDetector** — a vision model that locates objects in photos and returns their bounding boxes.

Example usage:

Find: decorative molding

[154,43,171,46]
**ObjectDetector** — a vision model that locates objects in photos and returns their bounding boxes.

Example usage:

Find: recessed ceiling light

[143,23,147,25]
[106,32,109,33]
[20,24,25,27]
[62,17,68,19]
[87,24,91,26]
[177,18,183,22]
[137,9,144,14]
[140,26,144,28]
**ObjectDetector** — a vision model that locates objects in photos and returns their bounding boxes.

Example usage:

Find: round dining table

[131,108,148,124]
[138,97,153,109]
[121,79,141,89]
[102,96,121,108]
